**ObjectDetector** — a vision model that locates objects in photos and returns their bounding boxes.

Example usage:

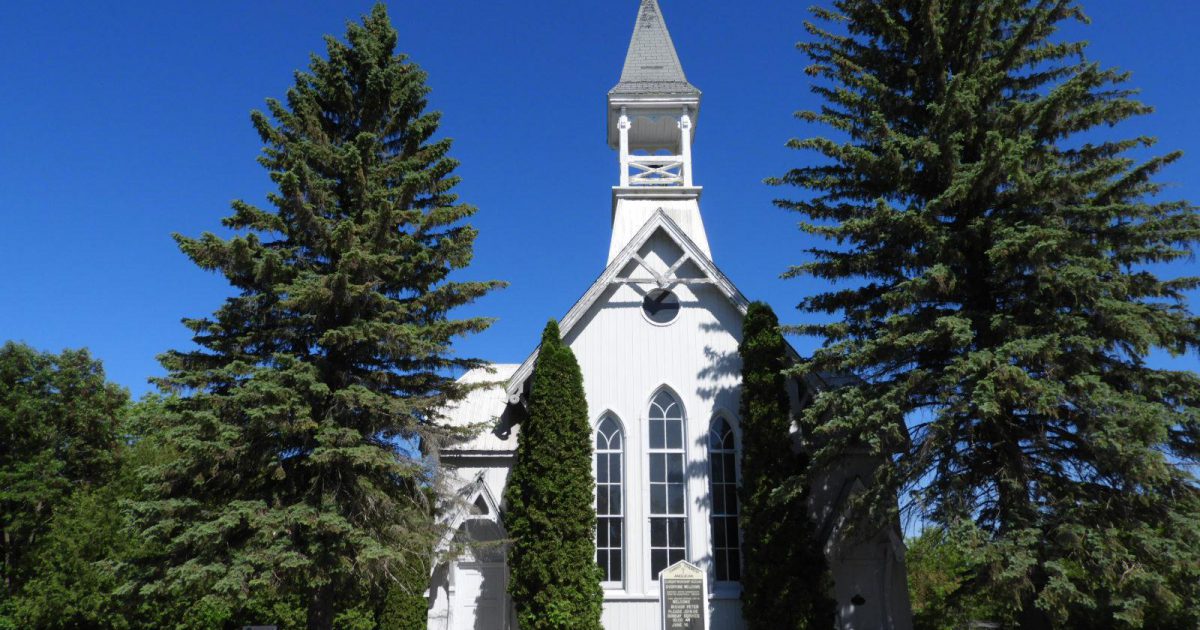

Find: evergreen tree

[503,321,603,630]
[130,5,502,629]
[0,342,127,605]
[737,302,835,630]
[776,1,1200,626]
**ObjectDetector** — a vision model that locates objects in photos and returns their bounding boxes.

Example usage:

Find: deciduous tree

[0,342,126,602]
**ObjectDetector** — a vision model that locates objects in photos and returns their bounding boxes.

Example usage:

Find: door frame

[451,559,511,630]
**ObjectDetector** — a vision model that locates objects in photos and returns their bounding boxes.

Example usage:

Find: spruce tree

[776,1,1200,626]
[503,321,603,630]
[130,5,501,629]
[737,302,835,630]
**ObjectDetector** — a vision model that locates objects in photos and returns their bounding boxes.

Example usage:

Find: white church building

[426,2,912,628]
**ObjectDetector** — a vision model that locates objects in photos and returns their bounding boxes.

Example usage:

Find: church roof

[609,0,700,98]
[440,364,521,454]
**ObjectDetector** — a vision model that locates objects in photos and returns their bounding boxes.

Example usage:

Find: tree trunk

[307,581,335,630]
[3,529,10,595]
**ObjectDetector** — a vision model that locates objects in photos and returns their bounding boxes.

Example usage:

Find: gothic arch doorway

[449,519,511,630]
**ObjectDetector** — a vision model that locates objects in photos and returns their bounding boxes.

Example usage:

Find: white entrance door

[451,562,508,630]
[836,557,885,629]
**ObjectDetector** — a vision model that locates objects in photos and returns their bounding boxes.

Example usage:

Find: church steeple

[610,0,699,100]
[606,0,710,263]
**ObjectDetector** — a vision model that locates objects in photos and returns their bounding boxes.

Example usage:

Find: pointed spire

[610,0,700,97]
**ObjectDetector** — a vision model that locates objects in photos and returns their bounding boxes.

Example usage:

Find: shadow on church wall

[695,308,743,404]
[695,345,739,404]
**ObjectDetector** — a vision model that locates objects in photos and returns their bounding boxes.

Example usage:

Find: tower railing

[627,155,685,186]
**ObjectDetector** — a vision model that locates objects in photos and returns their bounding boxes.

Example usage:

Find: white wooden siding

[566,231,745,617]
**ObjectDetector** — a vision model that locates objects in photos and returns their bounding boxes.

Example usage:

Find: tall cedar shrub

[737,303,836,630]
[776,1,1200,626]
[503,321,603,630]
[130,5,502,629]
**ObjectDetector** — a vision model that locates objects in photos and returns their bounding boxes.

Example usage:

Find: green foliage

[377,587,426,630]
[504,321,603,630]
[0,342,127,603]
[376,557,429,630]
[737,303,836,629]
[907,524,1001,630]
[127,4,501,628]
[376,487,434,630]
[1,390,357,629]
[777,1,1200,626]
[12,458,135,628]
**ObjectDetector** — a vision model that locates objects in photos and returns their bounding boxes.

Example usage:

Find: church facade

[426,2,912,628]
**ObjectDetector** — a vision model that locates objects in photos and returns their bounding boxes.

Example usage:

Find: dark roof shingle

[609,0,700,98]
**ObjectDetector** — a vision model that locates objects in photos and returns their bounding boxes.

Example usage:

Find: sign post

[659,560,707,630]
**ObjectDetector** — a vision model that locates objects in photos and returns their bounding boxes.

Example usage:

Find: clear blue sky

[2,1,1197,398]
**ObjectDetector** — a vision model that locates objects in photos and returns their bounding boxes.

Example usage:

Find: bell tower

[606,0,710,263]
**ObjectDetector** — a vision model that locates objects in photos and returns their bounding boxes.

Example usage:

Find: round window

[642,289,680,325]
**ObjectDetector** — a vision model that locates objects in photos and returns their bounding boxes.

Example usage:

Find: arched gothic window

[595,415,624,583]
[648,390,687,579]
[708,418,740,582]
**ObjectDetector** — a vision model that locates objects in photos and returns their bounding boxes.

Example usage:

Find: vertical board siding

[569,246,745,625]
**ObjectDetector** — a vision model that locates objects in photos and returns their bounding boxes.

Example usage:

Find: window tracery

[708,417,740,582]
[595,415,624,583]
[648,390,687,579]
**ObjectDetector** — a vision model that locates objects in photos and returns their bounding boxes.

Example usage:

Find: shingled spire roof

[609,0,700,98]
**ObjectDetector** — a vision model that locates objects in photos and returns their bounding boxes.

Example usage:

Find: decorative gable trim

[504,209,751,400]
[436,472,505,554]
